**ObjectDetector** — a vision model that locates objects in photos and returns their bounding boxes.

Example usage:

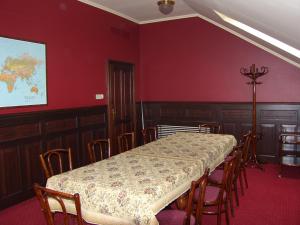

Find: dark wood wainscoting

[2,102,299,209]
[139,102,300,164]
[0,106,107,210]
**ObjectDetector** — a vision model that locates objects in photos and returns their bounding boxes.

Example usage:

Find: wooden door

[107,61,135,155]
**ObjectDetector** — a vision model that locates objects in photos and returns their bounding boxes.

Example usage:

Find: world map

[0,54,41,93]
[0,37,46,107]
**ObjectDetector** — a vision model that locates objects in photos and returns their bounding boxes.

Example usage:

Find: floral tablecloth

[46,132,236,225]
[132,132,237,170]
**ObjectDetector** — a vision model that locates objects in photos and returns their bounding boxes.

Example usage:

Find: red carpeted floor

[0,164,299,225]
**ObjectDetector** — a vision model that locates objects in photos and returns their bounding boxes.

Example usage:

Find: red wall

[0,0,140,114]
[139,18,300,102]
[1,3,300,116]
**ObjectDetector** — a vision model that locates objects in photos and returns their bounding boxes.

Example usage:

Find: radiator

[157,124,198,138]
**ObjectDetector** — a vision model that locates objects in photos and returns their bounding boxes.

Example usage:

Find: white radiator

[157,124,198,138]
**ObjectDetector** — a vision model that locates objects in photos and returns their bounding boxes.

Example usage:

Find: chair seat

[194,186,225,203]
[210,153,235,182]
[156,209,195,225]
[209,169,223,183]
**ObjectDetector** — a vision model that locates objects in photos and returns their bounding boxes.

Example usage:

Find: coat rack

[240,64,268,170]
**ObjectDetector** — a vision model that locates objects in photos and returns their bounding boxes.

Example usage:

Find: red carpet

[202,164,300,225]
[0,197,45,225]
[0,164,299,225]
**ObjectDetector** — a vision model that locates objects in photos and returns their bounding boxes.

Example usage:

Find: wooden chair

[87,139,110,163]
[141,126,158,144]
[118,132,135,153]
[238,131,252,194]
[199,123,221,134]
[230,146,243,209]
[34,183,84,225]
[197,154,237,225]
[208,149,241,217]
[227,150,241,217]
[157,169,210,225]
[39,148,73,179]
[193,168,210,225]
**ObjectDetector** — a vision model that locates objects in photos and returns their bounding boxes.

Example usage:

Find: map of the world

[0,37,47,107]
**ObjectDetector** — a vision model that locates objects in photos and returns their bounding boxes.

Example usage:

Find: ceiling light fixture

[157,0,175,15]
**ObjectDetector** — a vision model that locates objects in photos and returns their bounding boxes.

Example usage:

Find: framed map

[0,36,47,108]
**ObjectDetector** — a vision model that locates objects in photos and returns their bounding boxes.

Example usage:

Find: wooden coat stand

[240,64,268,170]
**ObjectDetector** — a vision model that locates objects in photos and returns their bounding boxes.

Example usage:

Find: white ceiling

[78,0,300,68]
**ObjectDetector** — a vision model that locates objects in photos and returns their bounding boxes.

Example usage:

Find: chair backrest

[118,132,135,153]
[87,138,110,163]
[227,149,242,188]
[40,148,73,179]
[34,183,84,225]
[218,153,237,203]
[231,146,243,182]
[141,127,158,144]
[199,123,221,134]
[240,131,252,163]
[190,168,210,225]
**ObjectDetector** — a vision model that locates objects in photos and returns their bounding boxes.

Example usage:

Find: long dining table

[46,132,237,225]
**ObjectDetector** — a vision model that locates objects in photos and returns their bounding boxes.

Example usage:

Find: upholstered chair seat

[156,210,195,225]
[208,169,223,183]
[194,186,226,203]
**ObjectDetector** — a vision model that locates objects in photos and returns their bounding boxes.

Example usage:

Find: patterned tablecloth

[46,132,236,225]
[131,132,237,170]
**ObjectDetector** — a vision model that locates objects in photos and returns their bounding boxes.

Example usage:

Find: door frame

[106,60,136,156]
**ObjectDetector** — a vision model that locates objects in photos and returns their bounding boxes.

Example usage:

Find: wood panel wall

[141,102,300,164]
[0,106,107,210]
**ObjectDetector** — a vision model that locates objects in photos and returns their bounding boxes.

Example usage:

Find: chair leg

[278,164,283,178]
[197,213,203,225]
[224,200,230,225]
[242,168,248,189]
[229,189,234,217]
[239,173,244,196]
[217,204,222,225]
[233,181,239,206]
